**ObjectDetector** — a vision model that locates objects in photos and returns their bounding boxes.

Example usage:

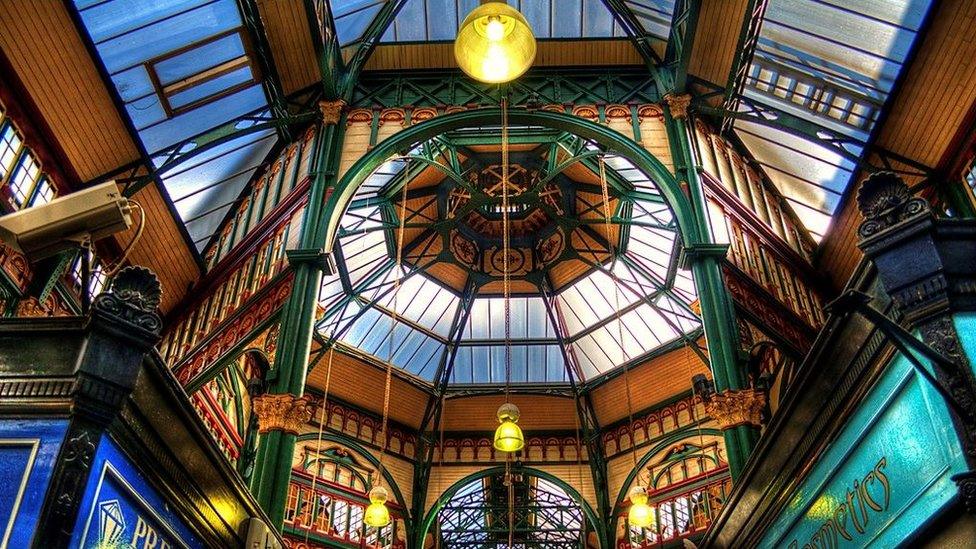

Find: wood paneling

[256,0,320,95]
[818,0,976,288]
[364,39,642,72]
[590,343,709,426]
[687,0,752,86]
[115,182,201,314]
[306,348,431,428]
[0,0,139,182]
[440,394,578,432]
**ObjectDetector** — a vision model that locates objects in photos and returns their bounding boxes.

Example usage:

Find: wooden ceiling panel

[687,0,752,86]
[307,348,431,428]
[440,394,578,432]
[364,39,642,72]
[0,0,139,182]
[589,343,709,426]
[116,182,202,314]
[256,0,320,95]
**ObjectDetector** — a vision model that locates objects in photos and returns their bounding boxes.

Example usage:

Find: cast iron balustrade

[283,471,403,549]
[627,473,732,547]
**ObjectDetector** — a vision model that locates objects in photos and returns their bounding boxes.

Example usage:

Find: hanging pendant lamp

[454,2,536,83]
[493,402,525,452]
[364,486,391,528]
[627,485,655,529]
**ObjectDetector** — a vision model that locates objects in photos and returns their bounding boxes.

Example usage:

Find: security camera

[0,181,134,261]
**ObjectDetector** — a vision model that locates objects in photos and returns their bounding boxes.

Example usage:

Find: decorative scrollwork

[856,171,929,238]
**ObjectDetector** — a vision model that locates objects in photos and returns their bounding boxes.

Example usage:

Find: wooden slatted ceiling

[0,0,139,182]
[817,0,976,288]
[589,343,709,426]
[256,0,320,95]
[687,0,752,86]
[439,394,578,432]
[306,348,431,428]
[116,182,202,314]
[364,39,643,71]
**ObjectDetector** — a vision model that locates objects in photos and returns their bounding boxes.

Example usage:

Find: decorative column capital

[286,249,337,274]
[252,393,315,435]
[663,93,692,120]
[319,99,347,125]
[705,389,766,429]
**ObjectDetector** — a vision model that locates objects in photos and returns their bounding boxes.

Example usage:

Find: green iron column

[250,100,347,528]
[663,94,761,478]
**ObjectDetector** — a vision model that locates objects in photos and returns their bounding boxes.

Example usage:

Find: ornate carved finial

[93,266,163,335]
[663,93,692,120]
[704,389,766,429]
[319,99,347,125]
[109,266,162,312]
[856,171,929,239]
[252,393,315,435]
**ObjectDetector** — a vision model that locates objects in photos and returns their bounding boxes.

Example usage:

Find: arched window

[623,442,731,547]
[284,444,405,549]
[435,470,591,548]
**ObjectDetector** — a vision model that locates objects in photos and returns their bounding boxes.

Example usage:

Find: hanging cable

[304,343,335,545]
[501,96,517,549]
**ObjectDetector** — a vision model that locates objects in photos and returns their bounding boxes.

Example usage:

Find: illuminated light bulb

[485,17,506,41]
[628,486,655,529]
[454,2,536,83]
[364,486,391,528]
[493,403,525,453]
[481,43,512,84]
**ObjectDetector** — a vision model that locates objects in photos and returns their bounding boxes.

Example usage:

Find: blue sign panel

[759,317,974,548]
[0,418,66,548]
[72,437,202,548]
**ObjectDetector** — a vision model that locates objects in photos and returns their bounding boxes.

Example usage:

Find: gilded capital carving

[663,93,692,120]
[252,393,315,435]
[705,389,766,429]
[319,99,347,126]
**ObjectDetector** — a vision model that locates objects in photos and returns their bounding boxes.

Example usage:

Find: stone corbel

[252,393,315,435]
[704,388,767,429]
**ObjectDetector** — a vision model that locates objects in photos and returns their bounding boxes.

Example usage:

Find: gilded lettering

[860,471,884,512]
[833,503,852,541]
[846,487,864,534]
[874,457,890,511]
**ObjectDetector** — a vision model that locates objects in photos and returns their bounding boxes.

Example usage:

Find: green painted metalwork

[418,466,603,548]
[663,0,702,93]
[350,70,660,109]
[250,116,338,529]
[320,108,702,260]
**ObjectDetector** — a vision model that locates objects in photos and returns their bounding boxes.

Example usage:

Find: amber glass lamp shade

[628,486,655,529]
[364,486,391,528]
[454,2,536,83]
[493,402,525,453]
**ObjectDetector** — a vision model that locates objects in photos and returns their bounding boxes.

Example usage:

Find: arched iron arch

[293,431,413,530]
[419,465,604,548]
[317,107,703,255]
[609,427,725,542]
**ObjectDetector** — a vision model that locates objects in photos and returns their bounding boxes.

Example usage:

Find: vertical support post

[663,94,759,478]
[249,100,346,529]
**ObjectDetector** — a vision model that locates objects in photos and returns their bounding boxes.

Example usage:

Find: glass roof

[75,0,277,250]
[733,0,933,239]
[316,134,700,386]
